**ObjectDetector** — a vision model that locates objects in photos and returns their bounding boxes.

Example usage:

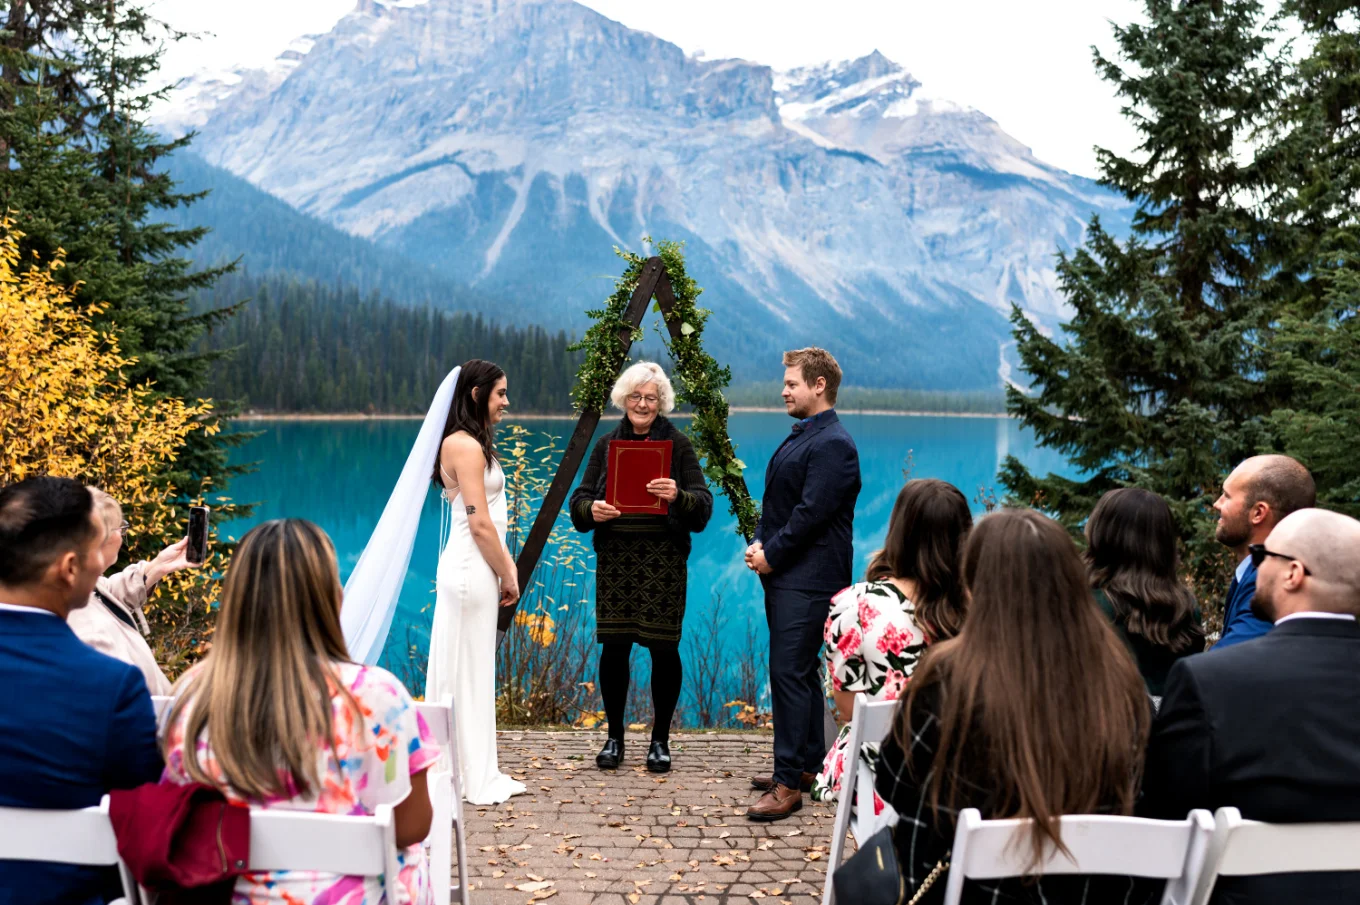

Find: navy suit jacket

[1140,617,1360,905]
[0,607,163,905]
[1216,560,1270,649]
[755,410,861,592]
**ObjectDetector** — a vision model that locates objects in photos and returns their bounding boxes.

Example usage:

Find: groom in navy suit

[745,347,861,821]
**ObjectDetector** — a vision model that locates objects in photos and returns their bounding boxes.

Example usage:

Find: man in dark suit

[1211,455,1315,648]
[0,477,163,905]
[1141,507,1360,905]
[744,347,861,821]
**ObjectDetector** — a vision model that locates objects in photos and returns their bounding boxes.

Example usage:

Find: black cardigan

[569,415,713,557]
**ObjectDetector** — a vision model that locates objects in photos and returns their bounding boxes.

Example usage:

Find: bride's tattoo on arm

[465,505,477,515]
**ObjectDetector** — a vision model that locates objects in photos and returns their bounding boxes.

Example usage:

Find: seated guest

[1141,508,1360,905]
[1211,455,1314,648]
[1085,487,1205,705]
[0,476,163,905]
[66,488,199,696]
[161,518,438,904]
[811,478,972,804]
[876,508,1156,905]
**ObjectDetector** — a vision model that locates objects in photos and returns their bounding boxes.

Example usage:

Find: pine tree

[1000,0,1282,606]
[0,0,243,501]
[1256,0,1360,514]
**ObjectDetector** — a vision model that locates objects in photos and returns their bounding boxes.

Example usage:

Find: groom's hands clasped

[744,540,771,575]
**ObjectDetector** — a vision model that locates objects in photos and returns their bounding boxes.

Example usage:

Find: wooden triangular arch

[498,256,754,632]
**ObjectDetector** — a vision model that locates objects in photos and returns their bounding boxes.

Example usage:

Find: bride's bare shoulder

[442,431,486,459]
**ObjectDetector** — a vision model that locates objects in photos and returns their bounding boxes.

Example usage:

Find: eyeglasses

[1247,543,1310,575]
[627,393,659,405]
[115,520,130,537]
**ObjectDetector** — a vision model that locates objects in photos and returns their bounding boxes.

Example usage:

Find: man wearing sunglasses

[1141,508,1360,905]
[1211,455,1316,648]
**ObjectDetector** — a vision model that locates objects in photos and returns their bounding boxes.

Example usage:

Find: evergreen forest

[193,273,584,414]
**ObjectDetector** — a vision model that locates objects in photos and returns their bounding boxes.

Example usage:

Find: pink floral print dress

[161,661,439,904]
[812,580,929,805]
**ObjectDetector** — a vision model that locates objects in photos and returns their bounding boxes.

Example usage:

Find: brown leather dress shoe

[751,772,814,793]
[746,783,803,821]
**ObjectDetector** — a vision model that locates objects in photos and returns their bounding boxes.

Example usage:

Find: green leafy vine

[568,240,759,541]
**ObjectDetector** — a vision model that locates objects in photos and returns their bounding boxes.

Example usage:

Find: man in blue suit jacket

[0,477,163,905]
[1211,455,1315,649]
[745,348,861,821]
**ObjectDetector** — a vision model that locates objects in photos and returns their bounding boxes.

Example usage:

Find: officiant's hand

[591,500,621,522]
[647,478,678,502]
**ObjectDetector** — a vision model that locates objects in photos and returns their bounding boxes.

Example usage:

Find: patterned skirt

[595,531,688,645]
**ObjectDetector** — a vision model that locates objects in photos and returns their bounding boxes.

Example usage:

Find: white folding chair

[250,804,401,900]
[944,807,1214,905]
[1191,807,1360,905]
[416,695,469,904]
[824,694,901,905]
[154,693,467,903]
[0,794,139,904]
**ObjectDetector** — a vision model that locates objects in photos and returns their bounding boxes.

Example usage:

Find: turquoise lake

[222,413,1071,678]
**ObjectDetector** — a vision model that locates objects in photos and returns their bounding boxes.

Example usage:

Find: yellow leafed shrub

[0,217,222,675]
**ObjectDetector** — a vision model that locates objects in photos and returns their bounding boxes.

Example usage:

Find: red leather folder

[606,440,673,515]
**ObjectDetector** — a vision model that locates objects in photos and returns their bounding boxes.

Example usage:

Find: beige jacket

[67,562,173,696]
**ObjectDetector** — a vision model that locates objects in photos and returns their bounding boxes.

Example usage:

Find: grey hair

[610,361,676,414]
[88,487,123,531]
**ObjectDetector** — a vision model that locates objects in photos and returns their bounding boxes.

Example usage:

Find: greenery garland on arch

[569,239,760,541]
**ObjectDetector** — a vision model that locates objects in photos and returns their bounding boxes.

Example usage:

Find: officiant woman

[571,361,713,774]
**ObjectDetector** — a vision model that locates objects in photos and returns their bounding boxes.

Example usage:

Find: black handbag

[832,824,949,905]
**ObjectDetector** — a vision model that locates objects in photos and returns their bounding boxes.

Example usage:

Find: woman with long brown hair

[1086,488,1205,703]
[810,479,971,804]
[162,519,438,904]
[875,508,1156,904]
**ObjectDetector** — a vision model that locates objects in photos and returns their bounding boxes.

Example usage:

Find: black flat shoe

[646,740,671,773]
[596,737,624,770]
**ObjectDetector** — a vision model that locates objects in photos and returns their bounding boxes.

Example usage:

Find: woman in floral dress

[162,519,438,904]
[812,479,973,805]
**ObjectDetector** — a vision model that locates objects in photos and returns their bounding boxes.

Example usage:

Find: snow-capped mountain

[161,0,1128,390]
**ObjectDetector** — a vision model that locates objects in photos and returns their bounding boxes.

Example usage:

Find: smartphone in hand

[187,505,210,564]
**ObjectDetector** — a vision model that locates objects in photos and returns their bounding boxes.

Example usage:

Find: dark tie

[790,422,806,433]
[1224,576,1239,617]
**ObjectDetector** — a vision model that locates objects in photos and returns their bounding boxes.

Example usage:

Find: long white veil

[342,365,460,665]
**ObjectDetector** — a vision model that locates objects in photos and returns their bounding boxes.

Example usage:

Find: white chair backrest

[0,795,138,901]
[415,698,454,759]
[1192,807,1360,905]
[944,807,1214,905]
[151,694,172,721]
[823,694,904,905]
[249,804,400,901]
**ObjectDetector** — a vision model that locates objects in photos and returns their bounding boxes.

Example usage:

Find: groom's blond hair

[783,347,842,405]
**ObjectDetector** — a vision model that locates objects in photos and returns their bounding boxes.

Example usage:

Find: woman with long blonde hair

[161,519,438,904]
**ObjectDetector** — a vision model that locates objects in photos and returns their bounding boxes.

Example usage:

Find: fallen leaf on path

[513,881,553,892]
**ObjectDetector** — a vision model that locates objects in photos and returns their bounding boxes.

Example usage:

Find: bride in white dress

[424,359,526,804]
[339,358,525,806]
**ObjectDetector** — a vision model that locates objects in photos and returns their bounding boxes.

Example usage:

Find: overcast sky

[147,0,1149,178]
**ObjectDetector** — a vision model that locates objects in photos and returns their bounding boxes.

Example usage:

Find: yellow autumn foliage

[0,217,222,674]
[513,609,557,647]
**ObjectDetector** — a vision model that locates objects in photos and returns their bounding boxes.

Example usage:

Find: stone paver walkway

[459,730,838,905]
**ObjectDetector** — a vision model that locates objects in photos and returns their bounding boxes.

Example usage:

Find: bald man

[1140,508,1360,905]
[1211,455,1316,648]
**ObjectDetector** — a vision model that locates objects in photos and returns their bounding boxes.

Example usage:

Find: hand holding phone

[187,506,210,565]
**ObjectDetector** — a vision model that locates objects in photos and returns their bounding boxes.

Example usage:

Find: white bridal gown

[425,459,527,805]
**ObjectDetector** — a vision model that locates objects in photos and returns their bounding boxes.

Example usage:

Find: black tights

[599,641,682,743]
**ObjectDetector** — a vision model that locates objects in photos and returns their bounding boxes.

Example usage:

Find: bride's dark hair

[431,359,506,485]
